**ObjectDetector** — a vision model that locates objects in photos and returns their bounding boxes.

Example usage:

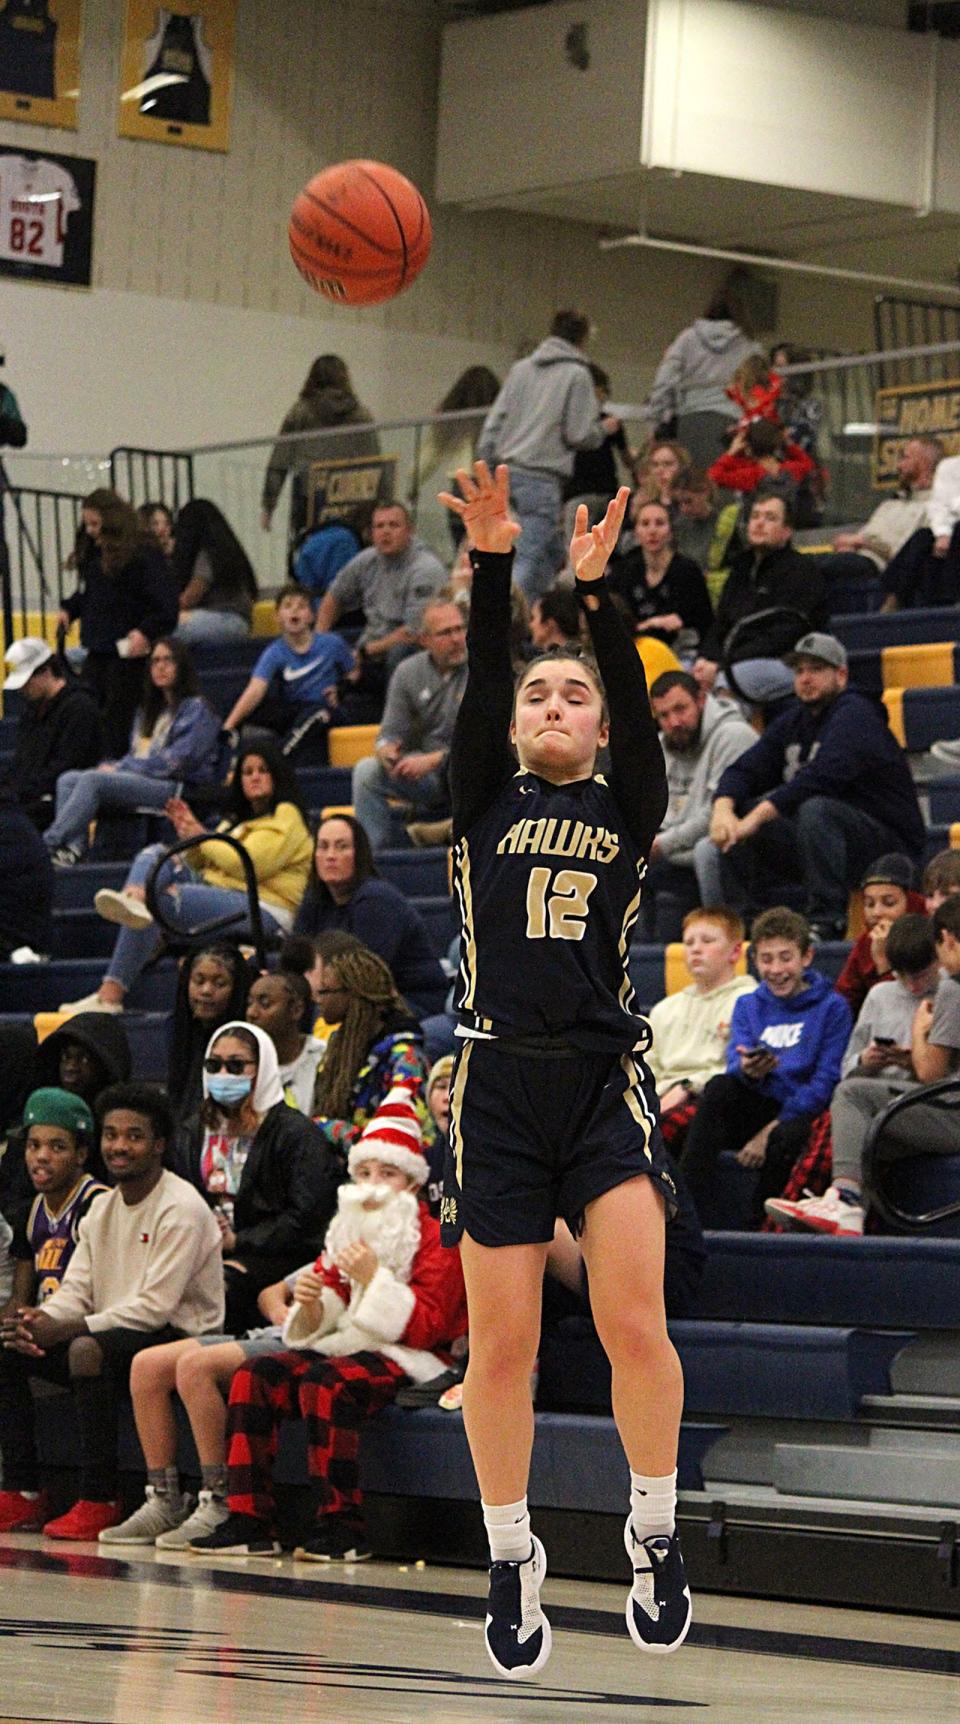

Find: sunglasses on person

[204,1056,256,1074]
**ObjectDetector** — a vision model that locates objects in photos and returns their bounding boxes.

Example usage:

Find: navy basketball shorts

[440,1038,677,1248]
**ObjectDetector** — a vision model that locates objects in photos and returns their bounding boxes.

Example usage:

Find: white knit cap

[348,1084,427,1188]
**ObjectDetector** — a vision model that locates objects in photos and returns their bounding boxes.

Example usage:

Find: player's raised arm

[441,462,519,839]
[570,492,668,856]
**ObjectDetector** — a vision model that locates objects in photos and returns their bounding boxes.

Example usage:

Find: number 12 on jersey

[525,867,597,941]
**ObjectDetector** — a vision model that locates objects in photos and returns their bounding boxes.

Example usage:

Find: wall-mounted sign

[873,378,960,487]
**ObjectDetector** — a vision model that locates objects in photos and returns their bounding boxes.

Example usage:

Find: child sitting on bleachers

[678,907,851,1227]
[923,847,960,915]
[766,913,941,1236]
[222,584,354,755]
[835,854,927,1019]
[646,908,756,1155]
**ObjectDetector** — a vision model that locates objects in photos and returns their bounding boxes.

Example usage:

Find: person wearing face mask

[246,969,325,1113]
[174,1022,343,1334]
[167,943,259,1126]
[188,1086,468,1561]
[608,499,713,654]
[58,739,312,1016]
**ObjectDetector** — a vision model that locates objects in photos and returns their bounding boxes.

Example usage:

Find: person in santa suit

[188,1085,468,1562]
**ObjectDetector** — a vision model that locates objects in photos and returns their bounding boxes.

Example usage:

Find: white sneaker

[99,1486,187,1545]
[57,992,123,1016]
[765,1186,865,1236]
[156,1489,229,1550]
[9,947,49,965]
[94,889,154,930]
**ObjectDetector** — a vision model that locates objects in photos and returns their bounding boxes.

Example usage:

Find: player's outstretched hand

[438,461,521,556]
[569,486,630,584]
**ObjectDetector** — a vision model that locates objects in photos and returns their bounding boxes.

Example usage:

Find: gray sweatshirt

[477,336,603,479]
[841,975,936,1085]
[330,539,446,647]
[648,319,762,424]
[656,694,757,866]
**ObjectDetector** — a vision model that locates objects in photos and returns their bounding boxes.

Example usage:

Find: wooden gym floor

[0,1537,956,1722]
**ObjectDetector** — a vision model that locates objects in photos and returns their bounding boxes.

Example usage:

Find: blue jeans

[45,769,176,853]
[176,609,250,643]
[105,844,283,993]
[728,658,796,705]
[351,754,449,851]
[711,796,904,927]
[509,468,564,599]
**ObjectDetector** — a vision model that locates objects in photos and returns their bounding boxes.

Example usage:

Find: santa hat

[348,1085,428,1188]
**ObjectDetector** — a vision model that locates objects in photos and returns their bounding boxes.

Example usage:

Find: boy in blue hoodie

[678,907,851,1225]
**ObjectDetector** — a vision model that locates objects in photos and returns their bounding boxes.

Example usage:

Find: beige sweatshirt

[646,973,758,1096]
[39,1169,224,1336]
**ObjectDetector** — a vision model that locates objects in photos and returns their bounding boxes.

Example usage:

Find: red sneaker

[0,1489,49,1532]
[43,1499,121,1541]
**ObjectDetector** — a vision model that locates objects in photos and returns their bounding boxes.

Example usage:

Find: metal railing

[110,446,194,512]
[144,831,270,971]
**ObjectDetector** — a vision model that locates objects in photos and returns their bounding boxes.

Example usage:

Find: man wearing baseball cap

[2,638,103,831]
[697,632,924,939]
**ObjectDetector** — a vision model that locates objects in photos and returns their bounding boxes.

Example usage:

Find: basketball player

[436,461,690,1677]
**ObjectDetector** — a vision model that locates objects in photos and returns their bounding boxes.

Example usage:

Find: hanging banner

[308,454,398,529]
[0,145,95,285]
[0,0,82,131]
[873,378,960,487]
[118,0,236,152]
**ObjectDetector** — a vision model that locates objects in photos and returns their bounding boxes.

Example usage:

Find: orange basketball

[289,159,432,307]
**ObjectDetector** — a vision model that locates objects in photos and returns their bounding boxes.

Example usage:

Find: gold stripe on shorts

[449,1039,473,1188]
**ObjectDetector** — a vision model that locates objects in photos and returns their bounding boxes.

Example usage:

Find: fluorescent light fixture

[120,73,188,104]
[25,192,61,204]
[842,423,880,436]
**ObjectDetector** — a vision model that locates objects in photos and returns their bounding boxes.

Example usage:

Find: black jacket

[174,1100,344,1285]
[701,542,827,664]
[0,384,26,450]
[7,681,104,826]
[608,550,714,647]
[64,543,179,653]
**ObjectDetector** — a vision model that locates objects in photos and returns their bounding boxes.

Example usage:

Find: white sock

[630,1470,677,1542]
[482,1496,532,1563]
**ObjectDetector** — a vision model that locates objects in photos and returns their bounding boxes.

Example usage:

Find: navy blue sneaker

[624,1518,692,1654]
[484,1534,552,1679]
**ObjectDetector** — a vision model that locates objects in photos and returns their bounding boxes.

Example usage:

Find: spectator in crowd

[0,360,27,450]
[42,637,221,867]
[766,913,941,1236]
[632,440,690,518]
[679,908,851,1224]
[528,587,582,654]
[415,365,502,548]
[672,470,722,569]
[2,1089,107,1319]
[835,854,928,1018]
[294,815,446,1015]
[351,598,466,852]
[2,639,103,831]
[137,501,174,567]
[293,505,368,602]
[646,909,756,1154]
[647,290,763,467]
[223,584,354,753]
[423,1054,453,1219]
[309,940,432,1156]
[912,897,960,1077]
[171,499,258,643]
[698,634,924,937]
[0,790,53,965]
[61,741,311,1015]
[316,503,446,717]
[261,354,379,540]
[693,492,827,707]
[708,419,815,501]
[640,670,756,941]
[923,848,960,913]
[880,446,960,610]
[60,489,180,757]
[0,1082,223,1540]
[477,309,605,598]
[167,942,258,1127]
[811,437,940,587]
[562,362,630,539]
[246,970,325,1113]
[607,499,713,654]
[174,1022,342,1333]
[770,344,824,465]
[188,1094,468,1560]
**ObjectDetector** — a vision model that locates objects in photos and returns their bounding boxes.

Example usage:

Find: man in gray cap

[2,638,103,831]
[695,632,925,938]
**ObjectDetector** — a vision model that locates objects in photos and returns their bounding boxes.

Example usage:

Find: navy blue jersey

[450,551,667,1056]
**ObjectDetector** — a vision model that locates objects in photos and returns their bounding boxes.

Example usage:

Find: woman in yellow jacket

[60,741,311,1016]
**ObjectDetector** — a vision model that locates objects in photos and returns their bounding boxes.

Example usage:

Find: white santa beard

[324,1185,421,1283]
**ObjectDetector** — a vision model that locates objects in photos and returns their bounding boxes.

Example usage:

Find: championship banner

[872,378,960,488]
[307,453,397,529]
[0,144,95,285]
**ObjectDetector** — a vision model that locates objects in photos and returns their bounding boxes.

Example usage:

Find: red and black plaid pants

[224,1348,406,1527]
